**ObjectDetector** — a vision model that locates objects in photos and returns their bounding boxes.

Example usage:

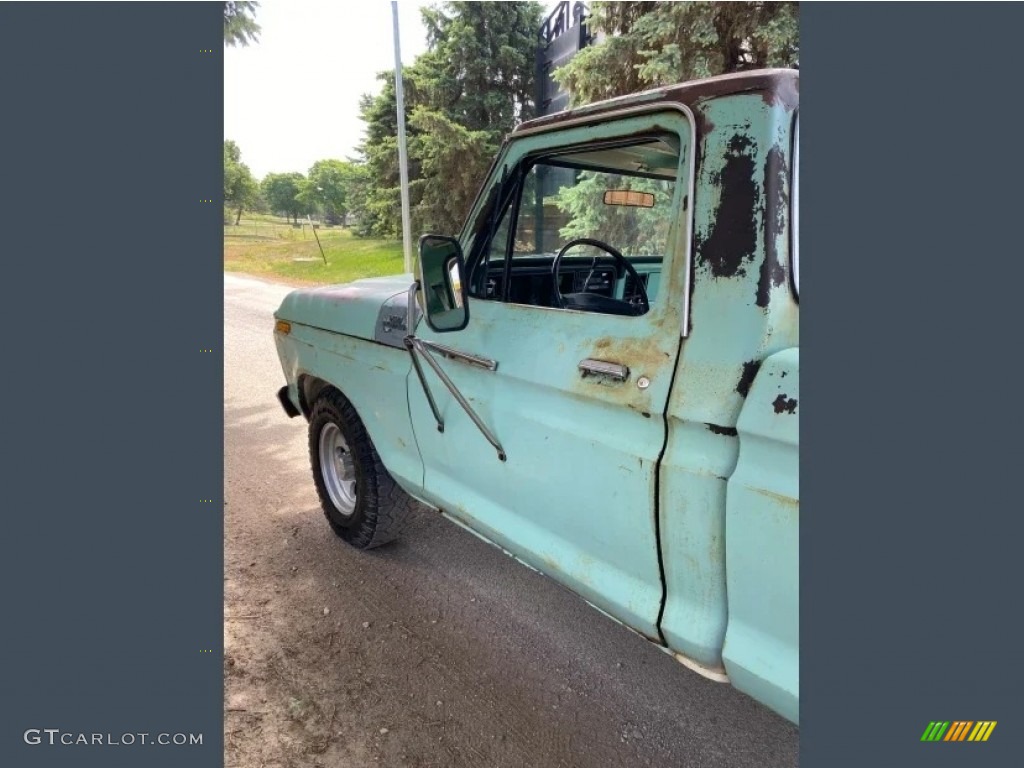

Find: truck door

[407,110,695,637]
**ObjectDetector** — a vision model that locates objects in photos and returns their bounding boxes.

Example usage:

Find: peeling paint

[698,134,758,279]
[736,360,762,398]
[706,423,738,437]
[757,144,789,308]
[772,394,797,414]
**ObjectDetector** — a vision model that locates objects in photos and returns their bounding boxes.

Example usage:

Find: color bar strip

[922,719,996,743]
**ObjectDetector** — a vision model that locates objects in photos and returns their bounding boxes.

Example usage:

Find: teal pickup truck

[273,69,799,724]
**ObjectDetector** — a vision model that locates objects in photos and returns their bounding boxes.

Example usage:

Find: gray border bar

[802,2,1024,765]
[0,4,224,766]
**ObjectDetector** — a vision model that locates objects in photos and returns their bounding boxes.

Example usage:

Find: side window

[466,187,516,300]
[466,132,683,315]
[512,162,676,259]
[484,202,513,269]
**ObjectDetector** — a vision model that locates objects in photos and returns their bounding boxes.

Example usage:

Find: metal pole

[307,214,327,265]
[392,1,414,275]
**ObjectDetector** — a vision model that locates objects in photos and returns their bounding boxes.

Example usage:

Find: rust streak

[753,487,798,508]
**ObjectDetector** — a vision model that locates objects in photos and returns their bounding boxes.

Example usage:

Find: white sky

[224,0,433,180]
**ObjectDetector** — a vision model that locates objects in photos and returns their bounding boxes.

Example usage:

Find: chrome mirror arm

[405,335,506,462]
[403,334,445,434]
[404,280,506,461]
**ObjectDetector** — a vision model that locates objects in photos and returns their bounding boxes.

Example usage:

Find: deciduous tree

[224,140,259,225]
[261,172,308,223]
[297,160,363,226]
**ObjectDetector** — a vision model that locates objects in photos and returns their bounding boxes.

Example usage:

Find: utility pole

[392,1,413,275]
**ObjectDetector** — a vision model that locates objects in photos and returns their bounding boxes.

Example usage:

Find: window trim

[481,145,681,310]
[500,164,528,302]
[458,103,697,336]
[508,146,680,265]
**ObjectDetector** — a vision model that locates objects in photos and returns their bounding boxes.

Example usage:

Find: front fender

[274,325,424,497]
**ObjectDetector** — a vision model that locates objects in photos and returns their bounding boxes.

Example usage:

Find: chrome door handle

[578,358,629,382]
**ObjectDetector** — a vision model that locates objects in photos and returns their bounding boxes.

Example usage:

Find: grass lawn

[224,213,407,286]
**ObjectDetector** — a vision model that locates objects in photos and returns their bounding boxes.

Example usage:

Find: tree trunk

[235,206,243,225]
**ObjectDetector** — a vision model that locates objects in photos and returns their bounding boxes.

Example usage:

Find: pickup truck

[273,68,799,725]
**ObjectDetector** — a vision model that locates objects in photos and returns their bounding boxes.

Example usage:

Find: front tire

[308,388,413,549]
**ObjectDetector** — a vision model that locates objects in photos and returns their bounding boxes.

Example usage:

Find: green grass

[224,213,406,285]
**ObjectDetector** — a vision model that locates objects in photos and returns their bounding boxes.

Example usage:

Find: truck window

[512,161,675,260]
[466,133,682,313]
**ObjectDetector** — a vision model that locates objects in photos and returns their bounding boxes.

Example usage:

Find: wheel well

[297,375,336,419]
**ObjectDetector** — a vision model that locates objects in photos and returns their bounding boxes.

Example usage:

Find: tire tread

[308,388,414,550]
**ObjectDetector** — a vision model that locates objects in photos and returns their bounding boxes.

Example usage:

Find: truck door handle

[578,358,629,382]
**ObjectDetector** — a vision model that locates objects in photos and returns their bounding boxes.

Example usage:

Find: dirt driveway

[224,273,798,767]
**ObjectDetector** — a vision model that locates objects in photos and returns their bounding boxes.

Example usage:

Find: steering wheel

[551,237,650,317]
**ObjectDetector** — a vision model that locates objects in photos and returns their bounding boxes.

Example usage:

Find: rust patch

[575,336,673,412]
[686,235,697,335]
[697,134,758,279]
[758,75,799,109]
[757,144,789,308]
[753,486,798,509]
[736,359,761,397]
[539,554,560,573]
[692,108,716,141]
[706,423,738,437]
[772,394,797,414]
[687,71,799,111]
[512,70,797,135]
[591,336,672,369]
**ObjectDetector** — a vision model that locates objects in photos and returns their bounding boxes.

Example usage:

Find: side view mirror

[417,234,469,332]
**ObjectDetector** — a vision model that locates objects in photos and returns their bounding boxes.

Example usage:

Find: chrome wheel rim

[318,422,357,516]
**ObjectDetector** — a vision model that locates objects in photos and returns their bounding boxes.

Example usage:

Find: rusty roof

[513,68,799,135]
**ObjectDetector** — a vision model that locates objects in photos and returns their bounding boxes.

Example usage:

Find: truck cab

[273,68,799,724]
